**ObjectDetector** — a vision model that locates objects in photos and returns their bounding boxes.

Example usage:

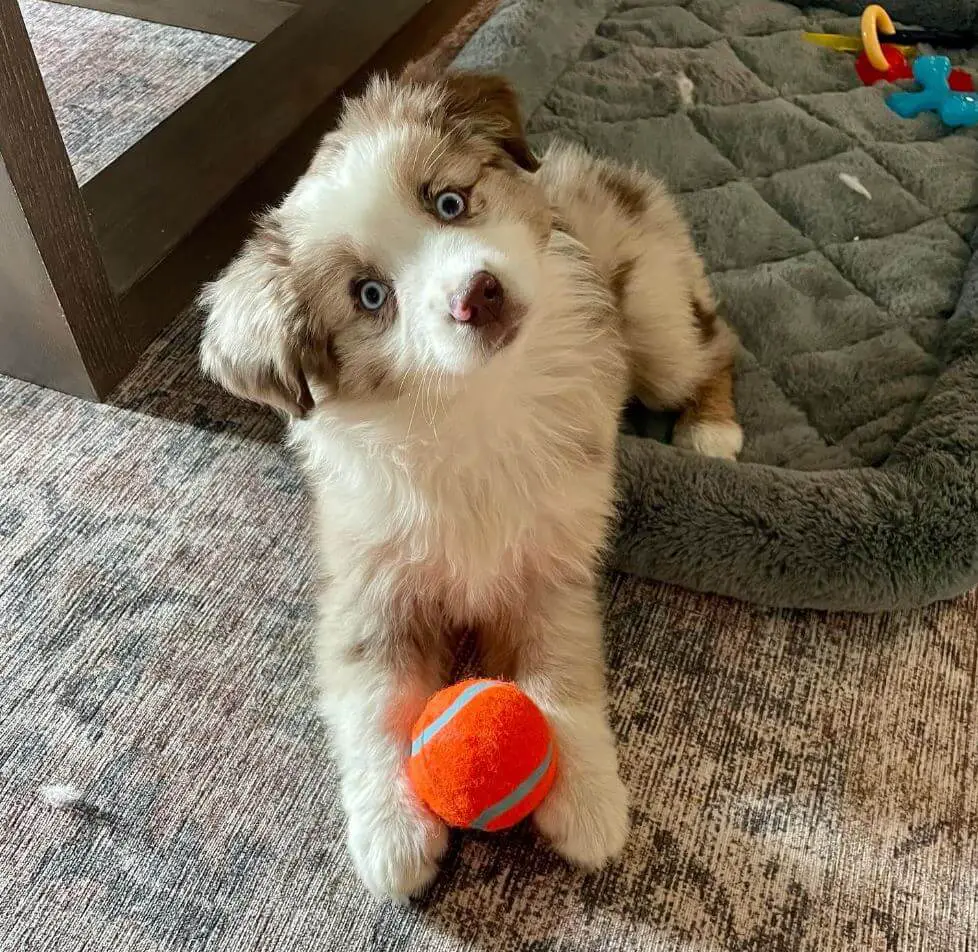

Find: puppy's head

[200,69,549,417]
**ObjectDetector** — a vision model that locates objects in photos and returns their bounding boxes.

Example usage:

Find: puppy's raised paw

[534,768,630,870]
[348,805,448,903]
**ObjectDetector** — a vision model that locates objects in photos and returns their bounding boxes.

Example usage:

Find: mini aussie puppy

[200,67,742,901]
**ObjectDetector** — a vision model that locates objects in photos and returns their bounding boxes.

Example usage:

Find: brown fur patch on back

[693,299,718,343]
[597,165,647,218]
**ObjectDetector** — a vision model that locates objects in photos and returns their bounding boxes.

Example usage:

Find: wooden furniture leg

[0,0,125,398]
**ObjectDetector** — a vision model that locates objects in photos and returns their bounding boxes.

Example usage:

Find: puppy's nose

[450,271,504,327]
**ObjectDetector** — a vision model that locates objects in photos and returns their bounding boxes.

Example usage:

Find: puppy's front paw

[673,419,743,461]
[348,805,448,903]
[534,768,629,870]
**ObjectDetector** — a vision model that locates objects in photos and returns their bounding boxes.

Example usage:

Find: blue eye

[435,190,466,221]
[357,280,388,311]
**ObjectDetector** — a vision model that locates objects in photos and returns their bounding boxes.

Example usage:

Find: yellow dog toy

[861,3,897,71]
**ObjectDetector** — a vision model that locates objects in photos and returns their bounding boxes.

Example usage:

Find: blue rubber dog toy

[887,55,978,127]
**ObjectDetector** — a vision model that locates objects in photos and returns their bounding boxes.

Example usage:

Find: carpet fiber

[457,0,978,611]
[1,318,977,949]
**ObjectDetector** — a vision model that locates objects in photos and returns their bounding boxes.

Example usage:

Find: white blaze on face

[288,127,543,377]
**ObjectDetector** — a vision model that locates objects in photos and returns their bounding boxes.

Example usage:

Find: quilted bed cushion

[457,0,978,610]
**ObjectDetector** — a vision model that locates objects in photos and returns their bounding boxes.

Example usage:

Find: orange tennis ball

[408,679,558,831]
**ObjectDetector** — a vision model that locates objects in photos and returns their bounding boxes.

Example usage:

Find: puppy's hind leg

[622,281,744,461]
[672,352,743,461]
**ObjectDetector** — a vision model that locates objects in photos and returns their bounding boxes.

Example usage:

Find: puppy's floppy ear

[401,65,539,172]
[199,214,320,418]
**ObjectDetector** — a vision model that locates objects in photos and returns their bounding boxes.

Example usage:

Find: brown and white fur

[199,69,741,901]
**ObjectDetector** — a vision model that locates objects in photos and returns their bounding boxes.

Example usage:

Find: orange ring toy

[861,4,897,71]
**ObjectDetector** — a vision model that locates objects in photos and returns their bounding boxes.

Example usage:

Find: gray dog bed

[458,0,978,611]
